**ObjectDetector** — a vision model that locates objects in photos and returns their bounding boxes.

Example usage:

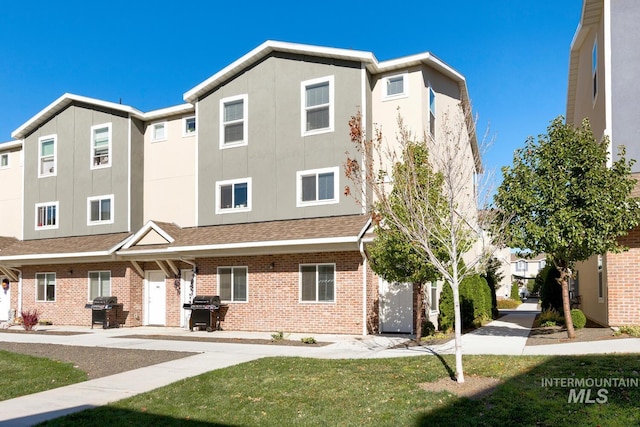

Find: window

[383,73,408,99]
[220,95,247,148]
[38,134,56,177]
[539,260,546,271]
[515,260,526,272]
[0,153,8,168]
[88,271,111,301]
[429,282,439,313]
[91,123,111,168]
[35,202,58,230]
[296,167,339,206]
[151,122,167,142]
[429,87,436,139]
[300,264,335,302]
[36,273,56,302]
[598,255,604,301]
[87,195,113,225]
[183,116,196,136]
[216,178,251,213]
[301,76,334,135]
[592,38,598,100]
[218,267,247,302]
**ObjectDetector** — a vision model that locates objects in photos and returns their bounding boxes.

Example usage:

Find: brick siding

[607,228,640,325]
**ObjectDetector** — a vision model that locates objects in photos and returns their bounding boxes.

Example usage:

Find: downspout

[359,239,368,336]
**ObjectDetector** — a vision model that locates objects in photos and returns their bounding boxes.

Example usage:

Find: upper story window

[35,201,58,230]
[151,122,167,142]
[383,73,408,99]
[216,177,251,214]
[91,123,111,168]
[539,260,546,270]
[38,134,56,177]
[429,87,436,139]
[220,95,247,148]
[0,153,8,168]
[592,37,598,101]
[296,167,339,207]
[515,260,527,272]
[87,195,113,225]
[300,264,335,303]
[36,272,56,302]
[218,266,248,302]
[183,116,196,137]
[301,76,334,136]
[88,271,111,301]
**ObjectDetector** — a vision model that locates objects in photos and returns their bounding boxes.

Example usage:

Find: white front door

[0,281,10,322]
[379,279,413,333]
[180,269,195,328]
[146,271,166,325]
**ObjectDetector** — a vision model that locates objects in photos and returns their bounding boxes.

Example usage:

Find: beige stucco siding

[574,256,607,326]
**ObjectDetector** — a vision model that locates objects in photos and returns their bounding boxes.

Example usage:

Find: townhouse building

[0,41,479,334]
[567,0,640,326]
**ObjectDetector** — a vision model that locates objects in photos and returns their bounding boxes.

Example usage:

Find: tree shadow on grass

[413,354,640,426]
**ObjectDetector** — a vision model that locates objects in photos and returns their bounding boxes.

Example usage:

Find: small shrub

[300,337,316,344]
[616,325,640,337]
[541,320,557,327]
[21,309,40,331]
[422,320,436,336]
[570,309,587,329]
[271,331,288,341]
[510,282,521,300]
[497,299,522,309]
[538,308,564,326]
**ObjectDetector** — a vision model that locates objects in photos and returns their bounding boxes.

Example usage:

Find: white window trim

[35,201,59,230]
[87,271,112,302]
[36,272,56,302]
[151,122,167,142]
[219,94,248,149]
[299,263,336,303]
[429,281,440,314]
[217,266,249,303]
[300,75,334,136]
[182,116,196,137]
[382,72,409,100]
[0,153,9,169]
[296,166,339,207]
[215,177,252,214]
[87,194,114,226]
[38,134,57,178]
[597,254,604,303]
[90,122,112,170]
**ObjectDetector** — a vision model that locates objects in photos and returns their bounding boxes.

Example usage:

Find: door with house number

[146,271,166,325]
[180,269,195,328]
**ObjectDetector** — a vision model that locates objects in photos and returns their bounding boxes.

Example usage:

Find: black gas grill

[183,295,222,332]
[85,296,122,329]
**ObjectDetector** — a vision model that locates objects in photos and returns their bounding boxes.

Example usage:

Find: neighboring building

[0,141,23,239]
[0,41,479,334]
[567,0,640,326]
[510,253,546,298]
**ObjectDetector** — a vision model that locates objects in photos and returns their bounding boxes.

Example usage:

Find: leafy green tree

[367,223,440,342]
[495,117,640,338]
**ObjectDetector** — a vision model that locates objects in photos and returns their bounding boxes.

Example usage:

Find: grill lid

[92,296,117,305]
[192,295,220,305]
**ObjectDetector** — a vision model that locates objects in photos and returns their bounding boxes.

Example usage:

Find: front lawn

[38,354,640,426]
[0,350,87,401]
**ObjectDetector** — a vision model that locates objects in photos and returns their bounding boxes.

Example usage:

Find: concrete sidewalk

[1,299,640,426]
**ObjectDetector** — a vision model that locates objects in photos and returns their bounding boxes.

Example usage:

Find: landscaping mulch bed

[526,319,626,346]
[0,328,88,336]
[118,334,330,347]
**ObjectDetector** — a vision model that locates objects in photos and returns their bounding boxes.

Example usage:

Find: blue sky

[0,0,582,177]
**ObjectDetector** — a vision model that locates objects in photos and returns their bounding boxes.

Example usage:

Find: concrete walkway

[1,299,639,426]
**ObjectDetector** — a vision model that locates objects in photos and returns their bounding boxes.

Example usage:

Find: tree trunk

[415,282,424,343]
[559,267,576,339]
[451,282,465,383]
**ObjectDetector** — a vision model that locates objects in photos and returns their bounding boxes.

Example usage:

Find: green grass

[37,354,640,426]
[0,350,87,401]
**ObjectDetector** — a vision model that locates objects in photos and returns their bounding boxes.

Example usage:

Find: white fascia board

[121,220,175,250]
[0,140,23,150]
[142,103,194,121]
[376,52,465,83]
[12,93,144,139]
[184,40,376,103]
[0,251,114,262]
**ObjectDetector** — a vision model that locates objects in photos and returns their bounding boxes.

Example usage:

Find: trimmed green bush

[539,265,563,312]
[510,282,521,300]
[438,274,493,332]
[570,309,587,329]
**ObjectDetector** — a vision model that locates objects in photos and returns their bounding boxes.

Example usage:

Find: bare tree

[346,105,503,383]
